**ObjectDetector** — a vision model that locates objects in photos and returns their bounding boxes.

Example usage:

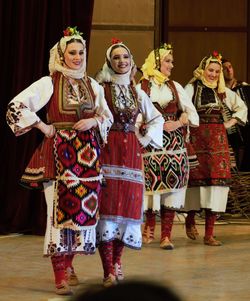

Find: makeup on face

[110,47,131,74]
[64,42,84,70]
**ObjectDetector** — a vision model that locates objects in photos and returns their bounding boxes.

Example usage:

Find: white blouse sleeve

[6,76,53,136]
[136,86,164,148]
[89,77,113,144]
[174,81,199,127]
[224,87,248,125]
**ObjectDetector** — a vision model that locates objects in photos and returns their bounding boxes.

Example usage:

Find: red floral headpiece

[63,26,83,37]
[111,37,122,45]
[211,50,222,62]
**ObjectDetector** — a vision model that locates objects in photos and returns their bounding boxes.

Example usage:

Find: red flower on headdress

[63,26,83,37]
[63,28,71,36]
[212,50,222,62]
[111,37,122,45]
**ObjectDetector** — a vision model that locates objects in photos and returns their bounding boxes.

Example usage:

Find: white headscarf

[49,28,86,79]
[95,40,134,85]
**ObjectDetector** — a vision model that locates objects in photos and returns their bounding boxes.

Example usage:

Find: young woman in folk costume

[184,51,247,246]
[137,43,199,250]
[6,27,113,295]
[95,39,164,287]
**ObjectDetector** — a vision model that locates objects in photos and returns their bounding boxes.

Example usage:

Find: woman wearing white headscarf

[184,51,247,246]
[6,26,113,295]
[95,39,164,287]
[137,44,199,250]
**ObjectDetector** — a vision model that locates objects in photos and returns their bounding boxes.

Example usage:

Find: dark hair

[109,44,130,57]
[221,58,230,64]
[71,280,183,301]
[106,44,131,72]
[66,38,84,46]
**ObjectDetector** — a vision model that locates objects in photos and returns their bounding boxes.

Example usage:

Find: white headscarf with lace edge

[95,42,134,85]
[49,34,86,79]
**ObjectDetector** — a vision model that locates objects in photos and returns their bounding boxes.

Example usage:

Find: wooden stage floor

[0,217,250,301]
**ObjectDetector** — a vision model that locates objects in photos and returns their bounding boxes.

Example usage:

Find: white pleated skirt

[183,186,229,212]
[144,188,186,211]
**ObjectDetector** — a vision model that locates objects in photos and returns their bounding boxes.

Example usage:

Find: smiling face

[160,53,174,77]
[203,62,221,84]
[63,41,84,70]
[110,46,131,74]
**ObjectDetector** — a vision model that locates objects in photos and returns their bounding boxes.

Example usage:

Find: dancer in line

[6,26,113,295]
[138,43,199,249]
[95,39,164,286]
[184,51,247,246]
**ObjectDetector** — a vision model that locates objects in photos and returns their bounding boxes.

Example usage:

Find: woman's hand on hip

[163,120,182,132]
[34,121,55,138]
[224,118,237,129]
[73,118,97,131]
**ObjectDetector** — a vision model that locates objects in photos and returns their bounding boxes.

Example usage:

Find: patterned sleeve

[224,87,248,125]
[174,81,199,127]
[136,87,164,148]
[89,77,113,144]
[6,76,53,136]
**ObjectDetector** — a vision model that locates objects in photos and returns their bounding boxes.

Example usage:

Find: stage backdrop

[0,0,94,235]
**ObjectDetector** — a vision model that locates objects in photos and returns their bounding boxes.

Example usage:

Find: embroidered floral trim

[102,165,143,183]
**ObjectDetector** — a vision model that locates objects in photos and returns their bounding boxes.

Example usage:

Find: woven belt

[52,122,75,129]
[111,123,136,133]
[199,114,224,124]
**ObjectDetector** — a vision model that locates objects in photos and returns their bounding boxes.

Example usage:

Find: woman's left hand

[73,118,97,131]
[164,120,182,132]
[179,112,189,125]
[224,118,237,129]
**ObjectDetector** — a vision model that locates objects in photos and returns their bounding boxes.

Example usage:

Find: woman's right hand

[164,120,182,132]
[72,118,97,131]
[34,121,56,138]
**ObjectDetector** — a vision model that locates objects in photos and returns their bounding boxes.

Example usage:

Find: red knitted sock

[98,241,114,278]
[113,239,124,265]
[64,254,74,269]
[145,209,156,236]
[51,255,66,286]
[160,207,175,240]
[205,209,217,238]
[185,210,196,227]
